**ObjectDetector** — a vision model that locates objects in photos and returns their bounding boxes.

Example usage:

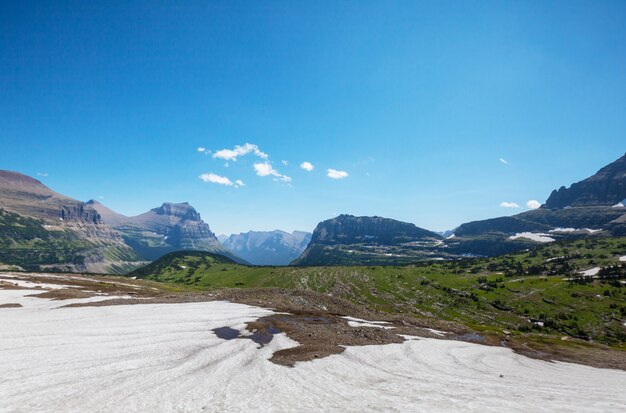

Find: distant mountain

[220,230,311,265]
[292,215,445,266]
[446,154,626,256]
[0,171,145,274]
[544,153,626,208]
[88,200,245,263]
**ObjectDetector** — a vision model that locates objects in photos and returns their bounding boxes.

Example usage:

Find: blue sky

[1,1,625,235]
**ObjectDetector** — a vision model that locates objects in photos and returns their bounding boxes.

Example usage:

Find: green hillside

[131,237,626,347]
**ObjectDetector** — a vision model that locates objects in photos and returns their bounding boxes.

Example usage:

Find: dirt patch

[0,303,22,308]
[27,289,97,300]
[246,312,404,366]
[0,282,31,290]
[505,336,626,371]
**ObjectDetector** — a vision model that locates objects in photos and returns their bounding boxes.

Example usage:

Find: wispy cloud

[281,160,288,166]
[36,172,48,177]
[197,147,206,152]
[499,202,520,208]
[199,173,237,187]
[327,169,348,179]
[212,143,268,161]
[300,161,314,172]
[235,179,245,187]
[253,162,292,182]
[499,158,508,165]
[526,199,541,209]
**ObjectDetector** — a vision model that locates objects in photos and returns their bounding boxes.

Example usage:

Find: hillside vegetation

[131,237,626,347]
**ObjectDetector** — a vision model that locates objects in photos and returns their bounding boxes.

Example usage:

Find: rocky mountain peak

[311,214,442,245]
[152,202,201,221]
[544,153,626,208]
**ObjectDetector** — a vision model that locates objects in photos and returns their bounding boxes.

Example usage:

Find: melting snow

[343,316,394,329]
[509,232,555,243]
[580,267,601,277]
[425,328,450,337]
[0,278,75,290]
[549,228,601,234]
[1,292,626,412]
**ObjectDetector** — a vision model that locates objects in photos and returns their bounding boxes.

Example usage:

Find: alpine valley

[1,153,625,272]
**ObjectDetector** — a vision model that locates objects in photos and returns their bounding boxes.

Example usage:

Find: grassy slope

[132,237,626,347]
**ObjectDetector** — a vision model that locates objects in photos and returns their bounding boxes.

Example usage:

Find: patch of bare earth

[0,303,22,308]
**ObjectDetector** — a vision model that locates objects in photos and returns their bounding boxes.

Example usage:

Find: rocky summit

[544,153,626,209]
[89,200,242,262]
[293,215,445,266]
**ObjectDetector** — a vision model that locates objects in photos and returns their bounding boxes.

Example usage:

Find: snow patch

[425,328,450,337]
[580,267,601,277]
[549,228,602,234]
[0,278,74,290]
[1,299,626,411]
[343,316,394,329]
[509,232,555,243]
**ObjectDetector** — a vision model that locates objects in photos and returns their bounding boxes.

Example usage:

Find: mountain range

[219,230,311,265]
[292,153,626,264]
[1,152,625,271]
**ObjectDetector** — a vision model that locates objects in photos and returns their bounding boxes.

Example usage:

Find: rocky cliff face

[544,153,626,208]
[94,201,242,262]
[0,171,145,274]
[221,230,312,265]
[310,214,441,245]
[0,170,100,224]
[293,215,444,266]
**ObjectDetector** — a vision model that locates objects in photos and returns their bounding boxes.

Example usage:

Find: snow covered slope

[1,288,625,412]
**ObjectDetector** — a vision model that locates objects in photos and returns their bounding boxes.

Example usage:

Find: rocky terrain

[220,230,311,265]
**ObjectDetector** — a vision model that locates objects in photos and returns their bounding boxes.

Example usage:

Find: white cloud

[500,202,520,208]
[327,169,349,179]
[253,162,292,183]
[281,160,288,166]
[212,143,268,161]
[197,147,206,152]
[499,158,508,165]
[36,172,48,177]
[235,180,245,187]
[199,173,234,186]
[526,199,541,209]
[300,161,314,172]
